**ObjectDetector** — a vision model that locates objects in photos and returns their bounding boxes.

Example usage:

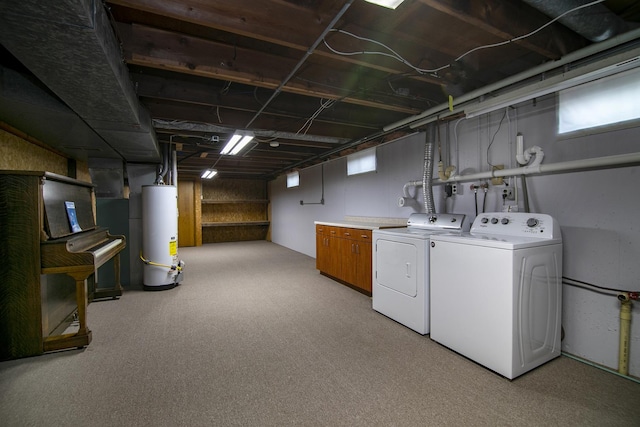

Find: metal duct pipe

[422,126,436,214]
[522,0,629,42]
[172,146,178,187]
[156,142,170,184]
[0,0,160,163]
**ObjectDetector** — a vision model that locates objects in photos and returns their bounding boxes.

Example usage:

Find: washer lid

[430,232,561,249]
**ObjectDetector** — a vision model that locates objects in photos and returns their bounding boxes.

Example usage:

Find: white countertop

[314,219,407,230]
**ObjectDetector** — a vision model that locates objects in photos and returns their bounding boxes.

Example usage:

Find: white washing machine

[429,212,562,379]
[373,213,465,334]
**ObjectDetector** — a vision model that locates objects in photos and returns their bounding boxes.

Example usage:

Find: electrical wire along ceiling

[1,0,639,179]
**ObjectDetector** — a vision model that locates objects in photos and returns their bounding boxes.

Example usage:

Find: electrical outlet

[502,187,515,200]
[451,183,458,195]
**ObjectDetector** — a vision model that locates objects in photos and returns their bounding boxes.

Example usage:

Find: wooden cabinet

[315,225,340,278]
[340,229,372,293]
[315,224,373,295]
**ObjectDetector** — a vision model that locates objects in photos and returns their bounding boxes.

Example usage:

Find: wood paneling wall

[0,124,90,181]
[201,178,269,243]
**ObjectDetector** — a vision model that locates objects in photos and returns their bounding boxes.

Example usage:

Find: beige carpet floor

[1,241,639,426]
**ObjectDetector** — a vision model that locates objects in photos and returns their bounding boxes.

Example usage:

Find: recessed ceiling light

[364,0,405,9]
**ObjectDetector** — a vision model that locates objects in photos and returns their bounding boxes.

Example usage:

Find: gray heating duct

[422,125,436,214]
[0,0,160,163]
[522,0,630,42]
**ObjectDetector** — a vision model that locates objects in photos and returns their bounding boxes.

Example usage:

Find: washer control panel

[471,212,558,239]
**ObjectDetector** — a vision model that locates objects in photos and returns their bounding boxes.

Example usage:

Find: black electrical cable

[563,276,640,294]
[482,189,488,213]
[486,109,507,167]
[474,190,478,216]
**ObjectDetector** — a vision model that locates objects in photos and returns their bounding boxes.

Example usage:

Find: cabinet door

[315,225,327,271]
[340,235,357,285]
[326,229,342,278]
[355,239,372,293]
[316,225,341,278]
[338,228,372,293]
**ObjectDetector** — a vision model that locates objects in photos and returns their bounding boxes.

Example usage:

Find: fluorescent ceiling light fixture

[286,171,300,188]
[201,169,218,179]
[347,147,377,176]
[220,132,254,155]
[364,0,405,9]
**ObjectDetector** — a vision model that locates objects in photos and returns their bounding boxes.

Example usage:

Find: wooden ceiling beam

[108,0,447,85]
[417,0,587,59]
[131,72,390,132]
[119,23,423,114]
[143,99,371,141]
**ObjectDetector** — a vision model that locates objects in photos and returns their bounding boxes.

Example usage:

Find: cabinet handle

[356,244,360,254]
[330,230,336,234]
[406,262,411,278]
[351,243,355,253]
[344,232,350,236]
[361,234,368,239]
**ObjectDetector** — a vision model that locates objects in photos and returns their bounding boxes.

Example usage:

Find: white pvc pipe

[437,152,640,184]
[384,28,640,133]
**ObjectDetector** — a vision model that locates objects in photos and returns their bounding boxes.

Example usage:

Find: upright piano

[0,171,126,360]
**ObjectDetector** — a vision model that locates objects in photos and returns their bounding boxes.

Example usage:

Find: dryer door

[375,238,418,297]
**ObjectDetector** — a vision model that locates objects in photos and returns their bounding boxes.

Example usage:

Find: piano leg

[93,253,124,299]
[43,271,92,352]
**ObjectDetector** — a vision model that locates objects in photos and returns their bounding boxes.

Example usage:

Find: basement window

[347,147,377,176]
[558,67,640,135]
[286,171,299,188]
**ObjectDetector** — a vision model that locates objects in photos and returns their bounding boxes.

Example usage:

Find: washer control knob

[527,218,539,228]
[501,218,510,225]
[429,215,437,223]
[491,217,499,224]
[481,217,489,224]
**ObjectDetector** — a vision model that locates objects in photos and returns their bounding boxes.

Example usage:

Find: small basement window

[558,67,640,134]
[347,147,377,176]
[286,171,299,188]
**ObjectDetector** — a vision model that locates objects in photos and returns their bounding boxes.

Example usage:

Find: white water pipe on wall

[436,152,640,184]
[398,180,423,208]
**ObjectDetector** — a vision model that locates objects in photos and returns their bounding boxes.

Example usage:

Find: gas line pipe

[617,292,638,376]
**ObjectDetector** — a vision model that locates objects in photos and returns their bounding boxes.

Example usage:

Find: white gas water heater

[141,184,184,290]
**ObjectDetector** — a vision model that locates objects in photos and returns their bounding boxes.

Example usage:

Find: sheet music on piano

[65,201,82,233]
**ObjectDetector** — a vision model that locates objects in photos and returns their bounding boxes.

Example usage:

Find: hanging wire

[486,108,508,167]
[297,98,337,135]
[323,0,606,76]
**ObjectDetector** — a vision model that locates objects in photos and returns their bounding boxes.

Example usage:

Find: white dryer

[372,213,465,334]
[429,212,562,379]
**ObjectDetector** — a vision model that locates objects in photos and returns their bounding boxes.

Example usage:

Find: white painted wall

[268,93,640,378]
